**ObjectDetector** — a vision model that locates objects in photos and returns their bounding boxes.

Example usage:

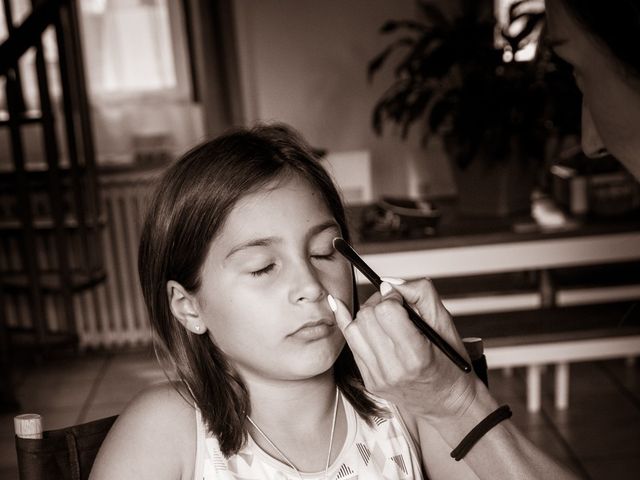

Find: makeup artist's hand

[329,278,479,421]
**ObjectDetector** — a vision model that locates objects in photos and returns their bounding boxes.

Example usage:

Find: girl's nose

[289,261,325,304]
[581,103,609,158]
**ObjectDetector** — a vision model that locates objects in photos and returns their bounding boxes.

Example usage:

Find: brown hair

[138,123,385,456]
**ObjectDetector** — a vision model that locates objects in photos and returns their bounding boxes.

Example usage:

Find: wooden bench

[352,213,640,413]
[455,301,640,412]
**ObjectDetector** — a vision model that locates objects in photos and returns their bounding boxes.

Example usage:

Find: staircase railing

[0,0,104,353]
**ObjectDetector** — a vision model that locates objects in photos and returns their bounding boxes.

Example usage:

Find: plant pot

[452,154,537,217]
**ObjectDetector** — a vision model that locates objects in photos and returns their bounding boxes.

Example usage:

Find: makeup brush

[333,237,471,373]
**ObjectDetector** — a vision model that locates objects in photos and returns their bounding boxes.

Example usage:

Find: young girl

[90,124,577,480]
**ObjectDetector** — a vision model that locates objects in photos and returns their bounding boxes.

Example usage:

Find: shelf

[0,109,43,126]
[0,215,106,231]
[5,327,79,357]
[1,270,107,293]
[0,164,88,176]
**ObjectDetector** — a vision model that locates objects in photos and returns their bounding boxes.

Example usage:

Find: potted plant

[368,0,581,216]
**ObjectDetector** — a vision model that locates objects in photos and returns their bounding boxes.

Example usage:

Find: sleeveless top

[193,394,425,480]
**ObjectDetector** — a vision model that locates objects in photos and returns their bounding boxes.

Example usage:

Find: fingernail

[327,294,337,312]
[380,276,406,285]
[380,281,393,296]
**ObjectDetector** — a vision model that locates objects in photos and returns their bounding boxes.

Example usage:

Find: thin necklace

[247,387,340,480]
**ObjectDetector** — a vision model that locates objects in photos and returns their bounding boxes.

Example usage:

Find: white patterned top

[193,394,425,480]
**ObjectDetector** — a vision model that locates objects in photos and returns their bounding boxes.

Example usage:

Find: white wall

[232,0,456,198]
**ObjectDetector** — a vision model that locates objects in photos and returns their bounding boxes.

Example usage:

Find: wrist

[450,405,513,461]
[426,386,517,465]
[428,377,500,432]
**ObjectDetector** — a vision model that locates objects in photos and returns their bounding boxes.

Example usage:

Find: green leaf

[380,19,428,34]
[428,94,454,132]
[371,79,413,134]
[416,1,449,28]
[394,31,445,78]
[414,40,455,79]
[372,101,386,135]
[400,87,435,138]
[368,37,415,82]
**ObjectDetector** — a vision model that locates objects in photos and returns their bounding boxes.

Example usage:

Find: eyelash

[249,252,336,277]
[250,264,275,277]
[312,252,335,261]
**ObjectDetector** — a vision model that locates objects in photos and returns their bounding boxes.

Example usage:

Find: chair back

[15,415,117,480]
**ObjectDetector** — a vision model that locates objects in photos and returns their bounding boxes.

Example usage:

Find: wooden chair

[14,414,117,480]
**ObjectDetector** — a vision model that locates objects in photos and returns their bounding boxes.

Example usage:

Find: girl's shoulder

[90,381,197,480]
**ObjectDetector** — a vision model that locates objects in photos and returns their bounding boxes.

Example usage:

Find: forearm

[419,378,580,480]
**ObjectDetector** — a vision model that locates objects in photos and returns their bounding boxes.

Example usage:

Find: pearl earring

[194,324,201,332]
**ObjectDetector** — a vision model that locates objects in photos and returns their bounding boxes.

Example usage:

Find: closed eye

[250,264,275,277]
[311,252,336,260]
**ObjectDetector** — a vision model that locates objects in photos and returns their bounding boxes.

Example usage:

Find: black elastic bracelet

[450,405,512,461]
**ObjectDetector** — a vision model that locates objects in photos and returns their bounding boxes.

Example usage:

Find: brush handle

[403,302,471,372]
[333,238,471,373]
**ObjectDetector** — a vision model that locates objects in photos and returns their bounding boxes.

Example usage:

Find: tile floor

[1,349,639,479]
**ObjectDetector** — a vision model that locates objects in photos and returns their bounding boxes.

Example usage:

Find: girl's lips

[289,319,335,339]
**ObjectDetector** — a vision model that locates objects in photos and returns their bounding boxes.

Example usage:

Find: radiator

[82,168,160,348]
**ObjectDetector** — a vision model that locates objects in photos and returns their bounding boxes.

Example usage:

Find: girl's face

[546,0,640,180]
[195,174,353,383]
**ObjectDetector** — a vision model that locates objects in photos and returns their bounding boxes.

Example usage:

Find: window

[1,0,203,166]
[79,0,186,97]
[78,0,202,164]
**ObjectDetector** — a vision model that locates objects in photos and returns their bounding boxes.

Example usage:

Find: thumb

[327,294,353,333]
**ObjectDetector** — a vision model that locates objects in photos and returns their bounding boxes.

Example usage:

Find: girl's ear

[167,280,208,335]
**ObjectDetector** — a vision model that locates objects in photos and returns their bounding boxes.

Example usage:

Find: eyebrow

[224,220,340,260]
